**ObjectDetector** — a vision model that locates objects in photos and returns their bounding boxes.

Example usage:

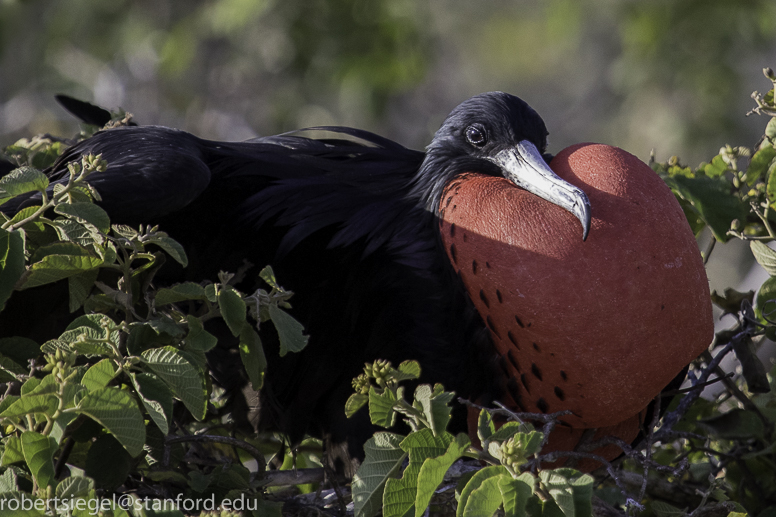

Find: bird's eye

[465,125,487,147]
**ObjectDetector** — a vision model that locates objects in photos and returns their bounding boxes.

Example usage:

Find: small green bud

[352,373,371,395]
[500,435,528,468]
[731,219,741,231]
[764,67,776,81]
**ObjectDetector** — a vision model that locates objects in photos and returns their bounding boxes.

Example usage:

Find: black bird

[1,92,595,469]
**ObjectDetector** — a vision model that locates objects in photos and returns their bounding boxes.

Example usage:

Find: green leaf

[675,197,706,236]
[218,287,246,337]
[767,118,776,140]
[731,335,770,393]
[463,474,505,517]
[20,377,42,395]
[56,475,95,499]
[0,468,18,492]
[75,387,146,456]
[141,346,207,421]
[0,436,24,465]
[712,288,755,317]
[664,174,747,242]
[489,421,533,442]
[0,493,48,517]
[204,283,217,302]
[112,224,138,240]
[22,243,103,289]
[384,429,454,517]
[457,466,509,517]
[155,282,207,306]
[415,433,470,516]
[0,337,40,366]
[70,338,114,358]
[500,473,535,517]
[130,372,173,435]
[414,384,454,436]
[767,168,776,210]
[126,321,171,356]
[0,356,27,382]
[268,303,309,356]
[0,166,49,206]
[0,229,25,310]
[54,202,111,233]
[58,325,106,345]
[238,325,266,390]
[5,205,39,227]
[259,265,279,289]
[183,315,217,352]
[67,268,99,312]
[85,434,133,491]
[147,234,188,267]
[346,393,369,418]
[478,409,496,444]
[81,358,117,391]
[697,408,766,440]
[527,496,565,517]
[146,315,185,338]
[21,431,58,489]
[0,394,18,415]
[369,385,398,428]
[539,468,594,517]
[0,394,58,419]
[51,218,104,247]
[394,360,421,381]
[756,275,776,322]
[66,313,116,333]
[703,154,729,178]
[746,145,776,186]
[58,326,115,359]
[751,241,776,276]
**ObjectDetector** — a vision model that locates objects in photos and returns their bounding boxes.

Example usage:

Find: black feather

[1,92,554,467]
[55,94,115,127]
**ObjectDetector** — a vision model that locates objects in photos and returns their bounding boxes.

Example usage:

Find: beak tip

[576,197,592,242]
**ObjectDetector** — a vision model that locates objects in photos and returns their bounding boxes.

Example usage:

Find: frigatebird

[1,92,710,472]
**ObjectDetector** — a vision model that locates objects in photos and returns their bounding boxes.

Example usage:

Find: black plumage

[1,92,585,470]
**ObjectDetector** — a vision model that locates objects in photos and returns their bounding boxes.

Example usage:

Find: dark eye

[465,125,487,147]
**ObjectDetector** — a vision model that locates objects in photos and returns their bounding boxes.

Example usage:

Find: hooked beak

[488,140,591,240]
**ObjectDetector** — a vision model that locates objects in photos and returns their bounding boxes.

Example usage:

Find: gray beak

[488,140,591,240]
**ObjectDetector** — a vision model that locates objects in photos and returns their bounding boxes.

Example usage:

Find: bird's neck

[409,150,490,214]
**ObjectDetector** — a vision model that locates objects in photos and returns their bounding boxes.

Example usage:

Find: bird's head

[414,92,591,240]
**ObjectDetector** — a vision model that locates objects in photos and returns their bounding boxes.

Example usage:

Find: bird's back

[0,125,496,470]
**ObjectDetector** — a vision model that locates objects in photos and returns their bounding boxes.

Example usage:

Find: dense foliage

[0,70,775,517]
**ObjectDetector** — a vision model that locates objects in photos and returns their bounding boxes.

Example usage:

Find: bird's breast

[438,143,713,429]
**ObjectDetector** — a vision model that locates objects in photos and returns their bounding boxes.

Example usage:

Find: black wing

[1,125,496,466]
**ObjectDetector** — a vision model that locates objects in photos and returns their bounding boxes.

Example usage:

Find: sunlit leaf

[0,229,25,310]
[268,303,308,356]
[352,432,407,517]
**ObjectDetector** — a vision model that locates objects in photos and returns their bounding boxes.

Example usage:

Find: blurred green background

[1,0,775,166]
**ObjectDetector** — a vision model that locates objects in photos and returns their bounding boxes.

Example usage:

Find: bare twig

[656,342,734,439]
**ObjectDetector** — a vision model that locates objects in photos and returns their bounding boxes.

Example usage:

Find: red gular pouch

[440,143,713,471]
